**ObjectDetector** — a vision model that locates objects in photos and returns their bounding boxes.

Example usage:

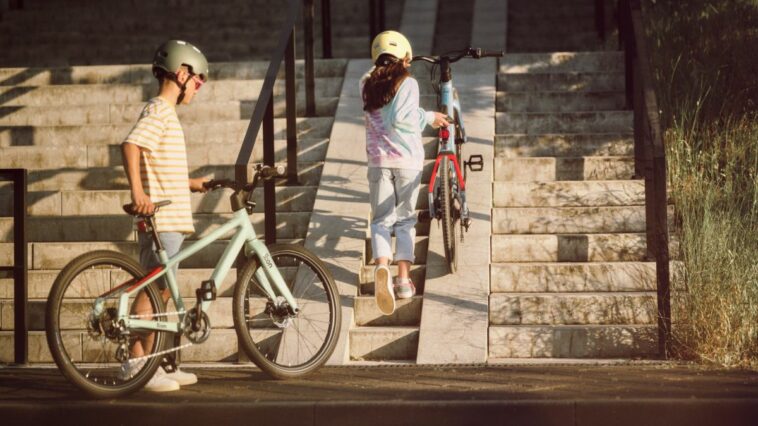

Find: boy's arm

[121,142,154,215]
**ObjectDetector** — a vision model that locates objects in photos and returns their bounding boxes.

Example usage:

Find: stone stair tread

[493,181,645,207]
[495,133,634,158]
[494,156,636,182]
[491,233,679,263]
[488,324,658,358]
[0,117,334,147]
[353,296,423,327]
[490,261,684,293]
[349,326,419,361]
[0,59,348,86]
[0,78,344,106]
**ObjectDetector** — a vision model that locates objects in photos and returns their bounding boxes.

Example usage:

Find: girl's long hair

[362,54,410,112]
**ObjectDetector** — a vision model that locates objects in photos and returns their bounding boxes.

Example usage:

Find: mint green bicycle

[45,165,341,398]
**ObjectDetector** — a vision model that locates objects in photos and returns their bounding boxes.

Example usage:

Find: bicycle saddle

[122,200,172,217]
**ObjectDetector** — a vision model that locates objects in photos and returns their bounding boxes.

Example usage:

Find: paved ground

[0,362,756,425]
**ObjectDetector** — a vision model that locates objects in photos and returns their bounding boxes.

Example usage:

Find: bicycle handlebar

[412,47,504,64]
[202,164,285,192]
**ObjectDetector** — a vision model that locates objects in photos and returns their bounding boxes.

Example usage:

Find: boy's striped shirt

[123,97,194,234]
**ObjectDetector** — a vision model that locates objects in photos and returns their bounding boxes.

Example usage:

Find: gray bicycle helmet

[152,40,209,81]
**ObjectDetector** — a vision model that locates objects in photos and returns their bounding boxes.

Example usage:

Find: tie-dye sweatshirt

[361,72,435,171]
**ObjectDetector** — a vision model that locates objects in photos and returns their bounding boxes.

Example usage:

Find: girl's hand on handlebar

[190,177,210,193]
[431,112,450,129]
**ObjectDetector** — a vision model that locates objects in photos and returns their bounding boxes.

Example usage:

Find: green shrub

[644,0,758,367]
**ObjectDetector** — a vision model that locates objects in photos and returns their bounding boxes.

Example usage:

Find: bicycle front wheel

[45,251,168,398]
[233,244,341,379]
[441,156,459,273]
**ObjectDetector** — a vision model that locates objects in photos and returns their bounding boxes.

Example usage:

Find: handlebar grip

[260,165,285,179]
[481,49,504,58]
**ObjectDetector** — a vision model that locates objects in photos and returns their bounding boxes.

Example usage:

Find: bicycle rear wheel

[45,251,167,398]
[233,244,341,379]
[441,156,459,273]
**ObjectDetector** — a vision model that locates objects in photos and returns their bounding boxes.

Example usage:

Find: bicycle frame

[427,63,470,221]
[92,208,298,334]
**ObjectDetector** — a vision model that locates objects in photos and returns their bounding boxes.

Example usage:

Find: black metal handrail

[616,0,672,357]
[234,0,303,244]
[0,168,28,365]
[369,0,387,42]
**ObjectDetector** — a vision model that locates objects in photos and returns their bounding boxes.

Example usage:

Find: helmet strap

[165,72,190,104]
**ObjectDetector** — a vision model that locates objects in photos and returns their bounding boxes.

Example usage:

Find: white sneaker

[394,279,416,300]
[144,367,180,393]
[374,264,395,315]
[163,367,197,386]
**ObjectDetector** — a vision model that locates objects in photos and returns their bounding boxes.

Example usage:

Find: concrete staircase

[489,50,667,359]
[0,0,404,67]
[507,0,612,53]
[0,58,347,363]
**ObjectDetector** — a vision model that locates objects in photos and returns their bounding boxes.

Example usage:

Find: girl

[361,31,449,315]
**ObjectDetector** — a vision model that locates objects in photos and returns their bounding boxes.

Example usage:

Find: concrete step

[507,18,598,34]
[495,133,633,158]
[489,292,657,326]
[498,72,625,93]
[493,181,645,207]
[0,186,318,216]
[500,52,623,74]
[0,78,343,106]
[0,296,236,331]
[490,261,684,293]
[78,137,329,168]
[491,233,658,263]
[0,268,238,299]
[496,111,632,134]
[494,157,635,181]
[0,59,347,86]
[496,91,627,113]
[0,162,324,191]
[507,40,607,54]
[0,212,311,242]
[0,239,302,270]
[364,237,430,266]
[0,98,338,126]
[0,117,334,147]
[349,326,419,361]
[0,328,239,363]
[354,296,423,327]
[359,265,427,296]
[492,206,656,234]
[488,325,657,358]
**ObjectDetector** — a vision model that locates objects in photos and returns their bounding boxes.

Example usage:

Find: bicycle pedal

[462,217,472,231]
[197,279,217,302]
[418,210,432,223]
[465,154,484,172]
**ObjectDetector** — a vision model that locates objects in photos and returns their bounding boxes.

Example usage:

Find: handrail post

[263,96,277,245]
[595,0,606,41]
[0,169,27,365]
[321,0,332,59]
[285,29,299,185]
[626,0,672,357]
[369,0,386,41]
[303,0,316,117]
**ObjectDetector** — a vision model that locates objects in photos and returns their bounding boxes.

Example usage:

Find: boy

[120,40,209,392]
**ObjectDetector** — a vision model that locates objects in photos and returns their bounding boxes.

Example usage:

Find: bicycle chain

[126,310,186,320]
[120,310,191,364]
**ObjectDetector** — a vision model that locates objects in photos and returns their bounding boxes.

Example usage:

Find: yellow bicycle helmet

[371,30,412,63]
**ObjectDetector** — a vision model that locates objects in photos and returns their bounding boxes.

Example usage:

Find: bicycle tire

[233,244,341,379]
[441,156,459,273]
[45,250,167,398]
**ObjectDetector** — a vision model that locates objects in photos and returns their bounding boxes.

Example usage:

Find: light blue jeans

[367,167,422,263]
[138,231,185,290]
